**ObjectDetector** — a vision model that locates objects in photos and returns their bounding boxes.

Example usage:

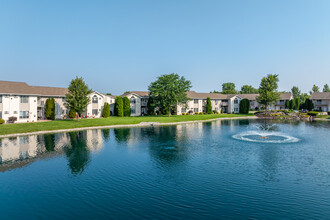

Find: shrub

[0,119,5,124]
[147,96,156,115]
[8,117,17,123]
[102,102,111,118]
[68,108,76,119]
[194,112,199,115]
[45,98,55,120]
[307,111,319,116]
[199,112,203,115]
[328,111,330,116]
[123,97,131,117]
[239,98,250,114]
[206,97,212,114]
[114,97,124,117]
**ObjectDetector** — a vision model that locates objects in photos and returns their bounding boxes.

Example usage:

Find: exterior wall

[125,94,142,116]
[228,96,241,113]
[86,92,115,118]
[312,99,330,112]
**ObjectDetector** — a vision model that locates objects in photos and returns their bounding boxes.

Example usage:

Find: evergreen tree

[239,98,250,114]
[206,97,212,114]
[123,97,131,117]
[147,96,156,115]
[289,99,295,110]
[285,100,290,109]
[114,97,124,117]
[45,98,55,120]
[102,102,110,118]
[323,84,330,92]
[294,98,300,110]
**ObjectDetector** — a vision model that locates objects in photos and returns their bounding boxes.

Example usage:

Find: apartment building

[311,92,330,112]
[84,91,115,118]
[121,91,150,116]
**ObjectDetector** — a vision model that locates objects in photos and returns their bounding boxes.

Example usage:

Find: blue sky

[0,0,329,95]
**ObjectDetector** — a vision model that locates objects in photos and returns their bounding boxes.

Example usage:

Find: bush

[307,111,319,116]
[206,97,212,114]
[194,112,199,115]
[8,117,17,123]
[68,108,76,119]
[239,98,250,114]
[199,112,203,115]
[123,97,131,117]
[45,98,55,120]
[328,111,330,115]
[147,97,156,115]
[213,110,218,114]
[114,97,124,117]
[102,102,111,118]
[181,113,185,115]
[0,118,5,124]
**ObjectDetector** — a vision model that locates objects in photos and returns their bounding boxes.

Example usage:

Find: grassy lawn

[0,114,254,136]
[316,115,330,119]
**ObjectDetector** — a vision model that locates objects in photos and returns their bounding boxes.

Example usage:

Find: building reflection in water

[0,129,105,175]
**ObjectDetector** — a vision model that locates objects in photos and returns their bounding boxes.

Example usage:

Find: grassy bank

[316,115,330,119]
[0,114,254,136]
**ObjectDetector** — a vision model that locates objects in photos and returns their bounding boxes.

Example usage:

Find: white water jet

[232,131,300,144]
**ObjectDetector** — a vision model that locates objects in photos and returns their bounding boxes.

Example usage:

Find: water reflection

[0,129,105,175]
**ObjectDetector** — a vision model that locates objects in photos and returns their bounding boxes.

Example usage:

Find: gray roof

[0,81,68,97]
[311,92,330,100]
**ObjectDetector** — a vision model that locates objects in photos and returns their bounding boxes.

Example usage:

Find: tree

[68,108,76,119]
[106,93,112,96]
[239,98,250,114]
[45,98,55,120]
[285,100,290,109]
[310,84,320,94]
[240,85,258,94]
[304,98,314,111]
[294,98,300,110]
[291,86,301,99]
[102,102,110,118]
[256,74,280,110]
[221,82,236,94]
[147,96,156,115]
[123,97,131,117]
[114,97,124,117]
[206,97,212,114]
[65,77,92,119]
[323,84,330,92]
[288,99,295,110]
[148,73,192,116]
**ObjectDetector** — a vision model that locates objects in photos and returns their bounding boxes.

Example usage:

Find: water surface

[1,119,330,219]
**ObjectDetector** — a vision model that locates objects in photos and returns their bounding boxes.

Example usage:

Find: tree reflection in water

[114,128,130,144]
[64,131,90,175]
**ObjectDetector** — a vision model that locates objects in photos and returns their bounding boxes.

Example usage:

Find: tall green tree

[65,77,92,119]
[294,98,300,110]
[289,99,295,110]
[240,85,258,94]
[285,100,290,109]
[114,97,124,117]
[123,97,131,117]
[256,74,280,110]
[291,86,301,99]
[45,98,55,120]
[206,97,212,114]
[221,82,237,94]
[102,102,110,118]
[323,84,330,92]
[147,96,156,115]
[239,98,250,114]
[148,73,192,116]
[310,84,320,94]
[304,98,314,111]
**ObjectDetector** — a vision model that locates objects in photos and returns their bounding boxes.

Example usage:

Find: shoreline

[0,116,258,138]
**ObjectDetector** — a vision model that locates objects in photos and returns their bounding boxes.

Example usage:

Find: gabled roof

[279,93,293,100]
[121,91,150,97]
[239,93,259,100]
[0,80,68,97]
[311,92,330,100]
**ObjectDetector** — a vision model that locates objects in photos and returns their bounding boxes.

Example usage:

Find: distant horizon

[1,0,329,94]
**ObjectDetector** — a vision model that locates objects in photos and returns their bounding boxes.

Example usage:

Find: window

[131,108,136,114]
[19,136,29,145]
[234,98,239,104]
[92,95,98,103]
[0,96,2,103]
[181,108,186,113]
[92,109,98,115]
[0,111,2,119]
[215,100,219,105]
[280,100,284,104]
[234,107,239,112]
[194,108,199,112]
[20,96,29,103]
[222,100,228,103]
[4,111,9,114]
[130,97,136,104]
[194,99,199,104]
[19,111,29,119]
[215,107,218,111]
[13,111,18,114]
[317,100,322,104]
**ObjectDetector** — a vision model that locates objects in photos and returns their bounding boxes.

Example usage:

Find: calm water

[1,119,330,219]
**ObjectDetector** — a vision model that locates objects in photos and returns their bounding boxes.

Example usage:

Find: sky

[0,0,329,95]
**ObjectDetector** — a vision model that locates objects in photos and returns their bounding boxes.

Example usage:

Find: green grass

[316,115,330,119]
[0,114,254,136]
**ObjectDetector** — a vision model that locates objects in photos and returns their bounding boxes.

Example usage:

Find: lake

[1,119,330,219]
